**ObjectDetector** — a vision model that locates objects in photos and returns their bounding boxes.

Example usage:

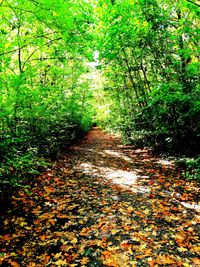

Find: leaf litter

[0,128,199,266]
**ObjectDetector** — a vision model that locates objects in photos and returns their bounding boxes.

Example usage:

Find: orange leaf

[2,234,11,241]
[148,181,154,185]
[123,225,132,231]
[190,246,200,253]
[80,227,91,236]
[40,235,47,241]
[147,169,156,173]
[8,260,20,267]
[102,250,112,259]
[192,258,200,265]
[147,258,156,267]
[80,257,89,265]
[156,254,175,264]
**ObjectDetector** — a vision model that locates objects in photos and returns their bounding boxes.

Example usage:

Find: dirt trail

[0,128,199,267]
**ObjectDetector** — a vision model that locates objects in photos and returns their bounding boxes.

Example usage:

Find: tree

[0,0,95,189]
[95,0,200,155]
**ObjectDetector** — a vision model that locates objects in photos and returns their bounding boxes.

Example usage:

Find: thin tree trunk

[121,47,142,108]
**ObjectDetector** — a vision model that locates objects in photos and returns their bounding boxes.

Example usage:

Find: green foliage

[0,0,95,192]
[133,83,200,154]
[176,157,200,182]
[95,0,199,155]
[184,157,200,182]
[0,150,47,186]
[0,0,200,190]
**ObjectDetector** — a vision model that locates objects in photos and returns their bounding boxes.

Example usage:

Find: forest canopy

[0,0,200,192]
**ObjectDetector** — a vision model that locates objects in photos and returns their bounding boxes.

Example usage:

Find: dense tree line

[0,0,95,193]
[95,0,199,158]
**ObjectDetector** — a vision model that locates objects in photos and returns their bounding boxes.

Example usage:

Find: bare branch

[6,65,17,74]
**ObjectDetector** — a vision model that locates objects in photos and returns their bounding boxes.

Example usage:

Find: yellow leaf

[80,257,89,265]
[156,254,175,265]
[20,221,27,227]
[111,229,120,234]
[127,206,134,213]
[71,238,78,244]
[54,259,67,266]
[183,263,192,267]
[5,43,11,48]
[143,249,152,256]
[143,209,150,215]
[130,261,137,267]
[4,219,9,225]
[177,247,188,252]
[27,263,36,267]
[10,252,17,257]
[190,246,200,253]
[123,225,132,231]
[107,246,120,252]
[54,252,62,259]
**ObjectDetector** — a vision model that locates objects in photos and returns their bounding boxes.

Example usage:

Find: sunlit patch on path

[79,163,150,194]
[103,150,134,163]
[0,128,199,266]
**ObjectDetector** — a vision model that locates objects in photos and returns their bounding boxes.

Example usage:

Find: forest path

[1,128,200,266]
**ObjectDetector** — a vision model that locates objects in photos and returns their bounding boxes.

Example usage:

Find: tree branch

[2,3,53,29]
[29,57,65,62]
[21,37,62,70]
[0,37,62,57]
[186,0,200,7]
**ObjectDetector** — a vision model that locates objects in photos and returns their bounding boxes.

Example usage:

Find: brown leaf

[120,241,132,250]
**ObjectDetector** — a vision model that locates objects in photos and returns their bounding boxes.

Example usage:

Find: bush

[0,110,92,195]
[176,157,200,182]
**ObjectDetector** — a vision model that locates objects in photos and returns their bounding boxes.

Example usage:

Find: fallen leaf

[80,257,89,265]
